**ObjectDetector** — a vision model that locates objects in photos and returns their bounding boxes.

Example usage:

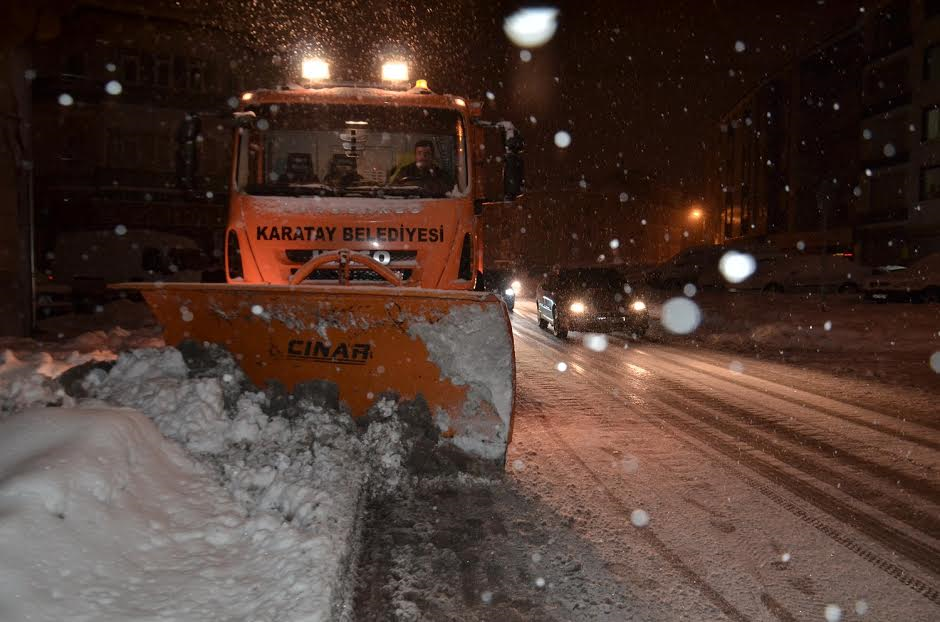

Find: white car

[864,253,940,303]
[730,253,862,294]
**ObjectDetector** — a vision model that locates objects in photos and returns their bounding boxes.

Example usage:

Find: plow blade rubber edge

[118,283,516,465]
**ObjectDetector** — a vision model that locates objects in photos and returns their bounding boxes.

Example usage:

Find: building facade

[714,0,940,264]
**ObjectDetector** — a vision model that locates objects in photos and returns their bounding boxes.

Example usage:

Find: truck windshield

[236,103,467,199]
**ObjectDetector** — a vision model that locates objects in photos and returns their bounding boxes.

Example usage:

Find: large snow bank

[0,341,414,621]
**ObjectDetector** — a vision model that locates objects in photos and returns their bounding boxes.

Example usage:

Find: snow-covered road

[491,299,939,620]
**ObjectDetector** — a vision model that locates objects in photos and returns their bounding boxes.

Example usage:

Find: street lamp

[689,207,706,242]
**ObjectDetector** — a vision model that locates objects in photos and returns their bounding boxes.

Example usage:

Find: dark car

[536,268,649,339]
[481,269,518,312]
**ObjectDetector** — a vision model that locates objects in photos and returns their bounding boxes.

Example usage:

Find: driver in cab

[389,140,454,195]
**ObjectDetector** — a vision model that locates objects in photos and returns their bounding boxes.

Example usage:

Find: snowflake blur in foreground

[683,283,697,297]
[734,40,746,52]
[854,600,869,615]
[584,334,608,352]
[796,240,806,251]
[554,131,572,148]
[481,591,493,604]
[630,509,649,527]
[556,362,568,372]
[512,459,525,472]
[824,320,832,331]
[824,604,842,622]
[729,360,744,374]
[519,50,532,62]
[251,304,264,316]
[883,143,897,157]
[660,297,702,334]
[930,351,940,373]
[781,552,791,562]
[105,80,122,95]
[609,238,620,249]
[503,7,560,48]
[718,251,757,283]
[179,306,194,322]
[58,93,74,106]
[114,224,127,236]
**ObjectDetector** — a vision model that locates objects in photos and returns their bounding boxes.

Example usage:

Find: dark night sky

[135,1,863,196]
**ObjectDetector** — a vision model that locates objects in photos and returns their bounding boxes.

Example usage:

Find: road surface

[353,300,940,621]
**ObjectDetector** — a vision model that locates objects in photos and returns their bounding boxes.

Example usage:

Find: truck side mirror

[503,130,524,200]
[503,154,523,200]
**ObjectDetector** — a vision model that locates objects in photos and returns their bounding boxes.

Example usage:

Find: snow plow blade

[115,283,515,465]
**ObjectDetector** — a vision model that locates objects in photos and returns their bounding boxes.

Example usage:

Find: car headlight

[504,288,515,297]
[631,300,647,312]
[511,280,522,293]
[569,301,586,314]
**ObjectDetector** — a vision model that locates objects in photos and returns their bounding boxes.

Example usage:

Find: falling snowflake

[58,93,74,106]
[854,600,869,615]
[619,192,628,202]
[661,297,702,334]
[556,362,568,372]
[718,251,756,283]
[883,143,896,157]
[609,239,620,249]
[630,509,650,527]
[734,40,746,52]
[503,7,559,47]
[862,128,872,140]
[105,80,122,95]
[781,552,791,562]
[512,459,526,472]
[824,604,842,622]
[796,240,806,251]
[519,49,532,62]
[114,224,127,236]
[683,283,697,297]
[554,131,572,148]
[729,360,744,374]
[584,334,608,352]
[180,306,194,322]
[481,591,493,604]
[535,577,546,588]
[824,321,832,331]
[251,304,264,315]
[930,351,940,374]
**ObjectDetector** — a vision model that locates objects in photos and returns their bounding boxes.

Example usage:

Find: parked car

[647,245,727,289]
[729,252,862,294]
[864,253,940,302]
[481,269,518,312]
[536,267,649,339]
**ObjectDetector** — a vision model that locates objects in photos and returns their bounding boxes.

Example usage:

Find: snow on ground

[640,289,940,390]
[0,334,413,621]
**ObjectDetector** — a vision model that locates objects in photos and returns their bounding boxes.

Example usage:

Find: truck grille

[284,249,417,264]
[289,267,413,283]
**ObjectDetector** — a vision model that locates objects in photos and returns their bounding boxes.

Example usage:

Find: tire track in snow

[512,315,940,605]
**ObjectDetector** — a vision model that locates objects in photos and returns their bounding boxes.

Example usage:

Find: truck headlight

[511,280,522,293]
[631,300,646,312]
[504,288,515,297]
[569,301,586,314]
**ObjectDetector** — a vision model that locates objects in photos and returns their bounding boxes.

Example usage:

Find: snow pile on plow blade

[115,283,515,464]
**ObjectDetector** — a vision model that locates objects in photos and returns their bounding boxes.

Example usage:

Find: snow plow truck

[115,60,522,466]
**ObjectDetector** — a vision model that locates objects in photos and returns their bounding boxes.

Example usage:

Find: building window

[926,0,940,19]
[924,105,940,141]
[873,0,912,56]
[155,55,171,87]
[64,53,85,77]
[920,166,940,200]
[121,50,140,84]
[925,45,940,81]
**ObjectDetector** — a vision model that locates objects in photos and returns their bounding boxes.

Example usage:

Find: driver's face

[415,146,433,168]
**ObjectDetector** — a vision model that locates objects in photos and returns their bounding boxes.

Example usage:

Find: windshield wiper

[244,183,337,197]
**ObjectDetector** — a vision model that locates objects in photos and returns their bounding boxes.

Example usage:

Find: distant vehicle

[647,245,727,289]
[864,253,940,302]
[730,253,862,294]
[481,269,518,312]
[48,229,215,304]
[536,268,649,339]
